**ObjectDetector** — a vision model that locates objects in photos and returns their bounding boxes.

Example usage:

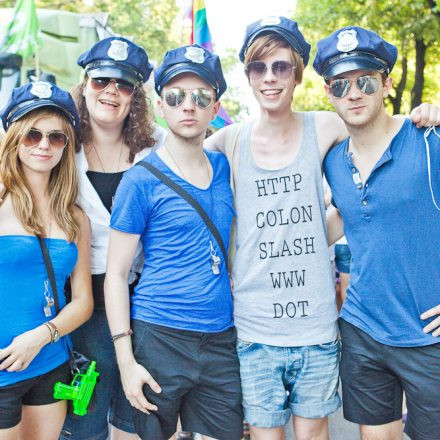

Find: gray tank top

[233,113,338,346]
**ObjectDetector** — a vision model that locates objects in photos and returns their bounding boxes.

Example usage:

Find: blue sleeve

[110,173,150,235]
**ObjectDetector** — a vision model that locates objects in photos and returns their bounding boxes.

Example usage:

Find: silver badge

[260,16,281,26]
[30,81,52,99]
[108,40,129,61]
[185,46,205,64]
[336,29,359,52]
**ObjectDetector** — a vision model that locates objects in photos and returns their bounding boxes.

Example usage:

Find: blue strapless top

[0,235,78,386]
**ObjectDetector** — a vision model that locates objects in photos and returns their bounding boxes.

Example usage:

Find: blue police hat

[239,16,311,66]
[1,81,79,130]
[313,27,398,79]
[77,37,153,85]
[154,44,227,100]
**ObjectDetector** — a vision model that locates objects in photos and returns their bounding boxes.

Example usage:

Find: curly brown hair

[71,76,156,162]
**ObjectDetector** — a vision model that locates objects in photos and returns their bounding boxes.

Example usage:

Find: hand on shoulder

[409,103,440,128]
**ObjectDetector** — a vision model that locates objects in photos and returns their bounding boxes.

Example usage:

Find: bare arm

[326,206,344,246]
[315,111,348,161]
[0,211,93,372]
[104,229,161,413]
[204,124,239,154]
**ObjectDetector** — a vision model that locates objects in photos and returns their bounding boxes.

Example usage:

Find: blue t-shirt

[0,236,77,386]
[110,150,235,332]
[324,120,440,347]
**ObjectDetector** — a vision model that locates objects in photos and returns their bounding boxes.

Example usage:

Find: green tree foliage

[219,48,249,122]
[294,0,440,112]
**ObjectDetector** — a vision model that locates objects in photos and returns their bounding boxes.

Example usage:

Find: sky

[177,0,298,117]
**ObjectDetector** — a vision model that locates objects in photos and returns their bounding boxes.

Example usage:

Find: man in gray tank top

[205,16,438,440]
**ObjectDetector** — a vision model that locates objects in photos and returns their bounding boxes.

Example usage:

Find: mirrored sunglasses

[23,128,69,149]
[90,77,136,97]
[329,75,380,98]
[245,60,296,81]
[164,87,214,109]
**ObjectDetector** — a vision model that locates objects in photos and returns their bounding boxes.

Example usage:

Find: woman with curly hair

[61,37,166,440]
[0,82,93,440]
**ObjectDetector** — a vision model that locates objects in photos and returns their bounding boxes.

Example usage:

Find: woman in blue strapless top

[0,83,93,440]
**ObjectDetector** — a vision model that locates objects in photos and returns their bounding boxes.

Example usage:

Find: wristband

[45,321,60,343]
[111,329,133,342]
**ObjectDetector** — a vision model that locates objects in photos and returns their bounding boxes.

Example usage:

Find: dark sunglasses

[245,60,296,81]
[164,87,214,109]
[23,128,69,149]
[329,75,380,98]
[90,77,136,97]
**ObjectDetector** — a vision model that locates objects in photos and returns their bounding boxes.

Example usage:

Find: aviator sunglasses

[23,128,69,149]
[245,60,296,81]
[90,77,136,97]
[164,87,214,109]
[328,75,380,98]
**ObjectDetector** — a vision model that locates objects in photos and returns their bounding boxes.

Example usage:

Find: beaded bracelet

[111,329,133,342]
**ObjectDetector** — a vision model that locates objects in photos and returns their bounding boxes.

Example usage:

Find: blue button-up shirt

[325,119,440,347]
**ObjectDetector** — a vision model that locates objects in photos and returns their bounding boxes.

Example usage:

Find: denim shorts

[60,309,135,440]
[335,244,351,274]
[236,339,341,428]
[0,362,70,429]
[340,319,440,440]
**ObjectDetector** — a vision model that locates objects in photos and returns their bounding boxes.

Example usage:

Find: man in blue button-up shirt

[315,27,440,440]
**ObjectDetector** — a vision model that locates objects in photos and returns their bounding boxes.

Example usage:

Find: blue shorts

[236,339,341,428]
[60,309,135,440]
[335,244,351,274]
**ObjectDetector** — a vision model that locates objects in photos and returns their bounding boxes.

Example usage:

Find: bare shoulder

[315,111,348,159]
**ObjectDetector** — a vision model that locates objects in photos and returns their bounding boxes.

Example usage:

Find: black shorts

[0,362,70,429]
[131,320,243,440]
[339,319,440,440]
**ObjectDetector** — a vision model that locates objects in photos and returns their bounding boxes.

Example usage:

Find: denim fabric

[60,310,135,440]
[236,339,341,428]
[335,243,351,274]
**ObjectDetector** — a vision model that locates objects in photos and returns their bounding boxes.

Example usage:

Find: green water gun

[53,361,99,416]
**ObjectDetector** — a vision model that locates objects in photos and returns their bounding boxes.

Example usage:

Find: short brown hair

[244,34,304,84]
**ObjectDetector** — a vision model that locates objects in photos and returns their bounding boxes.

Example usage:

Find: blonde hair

[244,34,304,84]
[0,108,81,242]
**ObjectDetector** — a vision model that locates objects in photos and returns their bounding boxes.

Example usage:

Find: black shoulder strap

[136,161,228,269]
[38,236,60,314]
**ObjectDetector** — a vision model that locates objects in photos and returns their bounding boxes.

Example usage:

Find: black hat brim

[240,27,309,66]
[324,55,387,79]
[7,100,78,128]
[86,66,139,86]
[157,65,220,99]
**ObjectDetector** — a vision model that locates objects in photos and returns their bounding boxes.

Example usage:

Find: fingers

[421,304,440,336]
[410,103,440,128]
[123,363,162,414]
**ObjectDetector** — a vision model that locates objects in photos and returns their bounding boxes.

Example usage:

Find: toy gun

[53,361,99,416]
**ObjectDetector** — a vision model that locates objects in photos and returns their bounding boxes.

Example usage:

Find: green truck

[0,8,112,104]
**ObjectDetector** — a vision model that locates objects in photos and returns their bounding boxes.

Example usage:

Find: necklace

[92,141,123,173]
[164,145,220,275]
[43,209,55,317]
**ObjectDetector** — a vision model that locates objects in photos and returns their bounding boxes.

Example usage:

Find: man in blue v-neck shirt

[315,27,440,440]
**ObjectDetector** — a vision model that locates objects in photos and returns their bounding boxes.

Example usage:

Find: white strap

[424,126,440,211]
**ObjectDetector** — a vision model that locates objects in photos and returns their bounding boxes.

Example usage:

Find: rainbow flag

[190,0,232,128]
[191,0,213,51]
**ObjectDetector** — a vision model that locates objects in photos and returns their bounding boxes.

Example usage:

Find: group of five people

[0,13,439,440]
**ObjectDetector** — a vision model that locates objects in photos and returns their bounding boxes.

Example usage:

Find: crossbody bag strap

[38,236,60,314]
[135,161,228,270]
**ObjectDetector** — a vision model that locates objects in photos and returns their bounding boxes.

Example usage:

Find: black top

[86,170,124,213]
